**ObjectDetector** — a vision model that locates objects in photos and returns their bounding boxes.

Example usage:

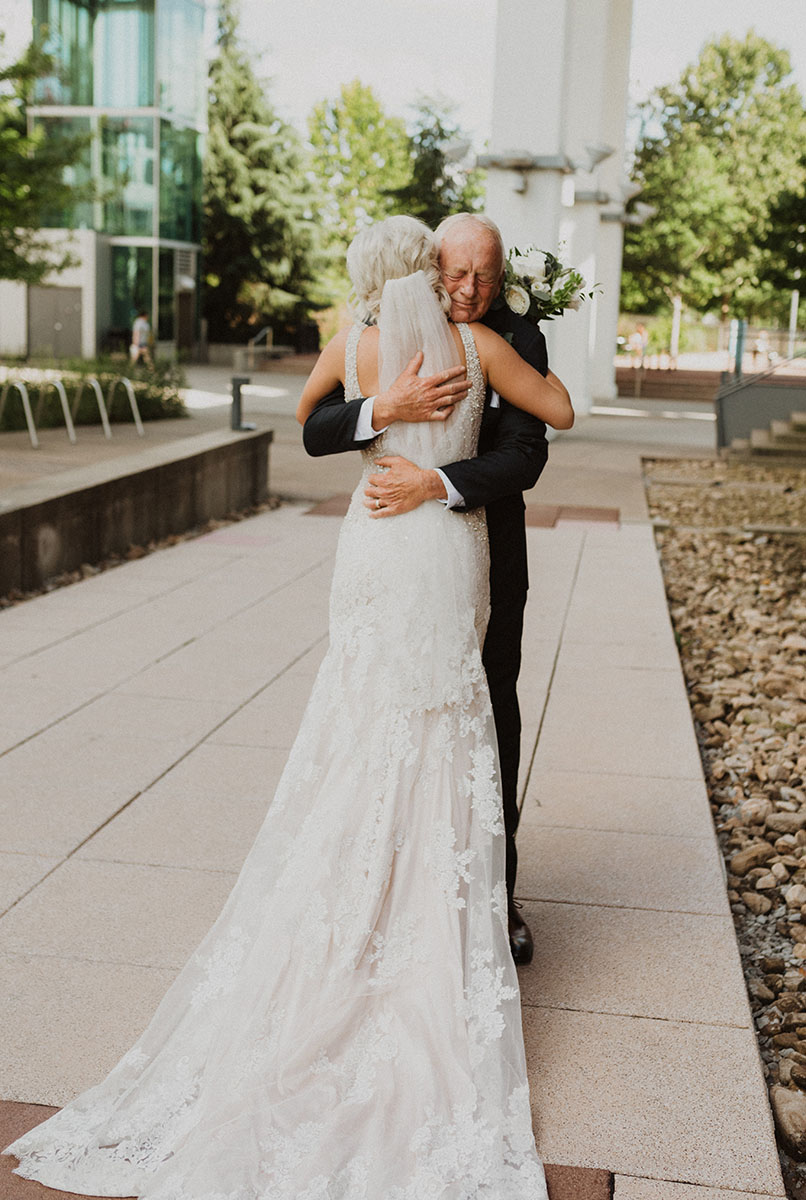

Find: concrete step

[749,428,806,457]
[769,420,806,445]
[791,411,806,431]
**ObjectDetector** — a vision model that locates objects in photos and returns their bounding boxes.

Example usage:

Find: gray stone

[730,842,776,876]
[772,1084,806,1158]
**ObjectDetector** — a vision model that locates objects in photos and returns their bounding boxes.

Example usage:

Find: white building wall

[0,282,29,356]
[40,229,99,359]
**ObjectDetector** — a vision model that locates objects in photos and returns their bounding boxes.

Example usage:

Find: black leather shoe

[508,905,534,966]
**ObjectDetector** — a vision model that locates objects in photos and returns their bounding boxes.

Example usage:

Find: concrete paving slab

[521,771,714,839]
[613,1180,785,1200]
[524,1007,781,1193]
[519,900,750,1025]
[561,583,676,647]
[531,668,703,780]
[0,855,60,914]
[55,692,234,744]
[111,741,294,804]
[556,638,681,671]
[76,751,288,872]
[209,646,326,750]
[0,954,178,1105]
[0,860,236,969]
[0,731,194,855]
[515,825,730,914]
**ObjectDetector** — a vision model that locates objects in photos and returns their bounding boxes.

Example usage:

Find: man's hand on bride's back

[372,352,469,430]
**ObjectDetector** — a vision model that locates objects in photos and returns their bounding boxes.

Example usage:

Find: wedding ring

[375,498,382,509]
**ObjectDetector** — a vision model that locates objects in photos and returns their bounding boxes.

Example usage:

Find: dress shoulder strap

[344,323,364,400]
[456,322,484,392]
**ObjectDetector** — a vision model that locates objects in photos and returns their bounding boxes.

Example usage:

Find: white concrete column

[484,0,634,414]
[590,0,635,402]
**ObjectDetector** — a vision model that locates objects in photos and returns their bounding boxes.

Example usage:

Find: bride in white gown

[4,216,572,1199]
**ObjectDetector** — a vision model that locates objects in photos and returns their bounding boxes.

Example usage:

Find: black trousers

[482,586,527,905]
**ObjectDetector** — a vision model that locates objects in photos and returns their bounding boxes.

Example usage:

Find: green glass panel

[95,0,155,107]
[34,115,93,228]
[33,0,155,108]
[111,244,153,333]
[158,247,175,340]
[157,0,205,125]
[33,0,93,105]
[159,120,202,242]
[101,115,156,236]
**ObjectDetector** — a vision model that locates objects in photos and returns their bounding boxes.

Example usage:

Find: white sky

[1,0,804,144]
[241,0,806,143]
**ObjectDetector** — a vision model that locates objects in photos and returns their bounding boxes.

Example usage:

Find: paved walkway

[0,371,786,1198]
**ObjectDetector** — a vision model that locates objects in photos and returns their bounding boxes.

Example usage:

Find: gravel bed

[647,457,806,1195]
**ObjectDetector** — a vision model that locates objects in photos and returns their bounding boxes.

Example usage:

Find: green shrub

[0,356,187,432]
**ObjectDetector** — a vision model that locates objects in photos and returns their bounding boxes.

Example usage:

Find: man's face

[438,227,503,324]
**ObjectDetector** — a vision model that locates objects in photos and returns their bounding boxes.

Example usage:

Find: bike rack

[72,376,112,439]
[34,379,77,444]
[107,376,145,436]
[0,380,39,448]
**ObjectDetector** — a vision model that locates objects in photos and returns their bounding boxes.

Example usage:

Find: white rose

[511,249,547,283]
[505,284,530,316]
[530,282,552,300]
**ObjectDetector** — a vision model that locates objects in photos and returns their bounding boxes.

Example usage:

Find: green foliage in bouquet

[501,246,598,323]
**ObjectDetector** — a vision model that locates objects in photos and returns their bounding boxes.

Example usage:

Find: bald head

[435,213,505,324]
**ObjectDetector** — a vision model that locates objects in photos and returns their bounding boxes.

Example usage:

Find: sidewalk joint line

[520,1001,751,1030]
[519,531,587,807]
[515,895,730,916]
[0,632,328,921]
[0,555,333,762]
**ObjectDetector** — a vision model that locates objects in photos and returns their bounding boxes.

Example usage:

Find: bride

[4,215,571,1199]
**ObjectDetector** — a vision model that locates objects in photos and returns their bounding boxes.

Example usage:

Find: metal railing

[0,381,39,448]
[0,374,144,449]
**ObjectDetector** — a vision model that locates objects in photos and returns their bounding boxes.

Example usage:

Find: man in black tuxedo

[303,213,549,964]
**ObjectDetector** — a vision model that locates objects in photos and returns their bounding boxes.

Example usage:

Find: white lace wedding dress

[4,305,548,1199]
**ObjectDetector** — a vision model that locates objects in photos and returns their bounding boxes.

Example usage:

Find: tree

[0,38,91,283]
[308,80,410,253]
[760,163,806,301]
[622,32,806,326]
[385,100,484,227]
[204,0,325,342]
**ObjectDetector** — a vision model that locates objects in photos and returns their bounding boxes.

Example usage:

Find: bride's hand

[372,353,470,430]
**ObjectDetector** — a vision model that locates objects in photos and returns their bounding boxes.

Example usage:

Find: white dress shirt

[354,393,501,511]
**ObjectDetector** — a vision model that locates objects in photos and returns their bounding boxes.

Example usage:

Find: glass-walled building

[15,0,206,358]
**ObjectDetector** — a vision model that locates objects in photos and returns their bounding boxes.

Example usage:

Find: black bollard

[231,375,256,431]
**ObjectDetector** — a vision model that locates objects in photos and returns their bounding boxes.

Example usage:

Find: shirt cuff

[354,396,387,441]
[435,469,465,509]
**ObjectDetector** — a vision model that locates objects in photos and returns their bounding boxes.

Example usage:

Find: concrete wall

[0,429,272,596]
[0,230,102,359]
[716,379,806,449]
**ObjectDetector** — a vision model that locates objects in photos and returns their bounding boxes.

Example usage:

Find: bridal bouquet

[502,245,597,323]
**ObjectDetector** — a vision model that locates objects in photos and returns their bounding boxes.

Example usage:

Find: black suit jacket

[302,307,549,597]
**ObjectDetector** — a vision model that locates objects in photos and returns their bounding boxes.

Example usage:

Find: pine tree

[203,0,325,342]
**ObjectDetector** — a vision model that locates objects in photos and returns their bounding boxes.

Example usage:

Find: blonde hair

[347,215,450,324]
[434,212,506,275]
